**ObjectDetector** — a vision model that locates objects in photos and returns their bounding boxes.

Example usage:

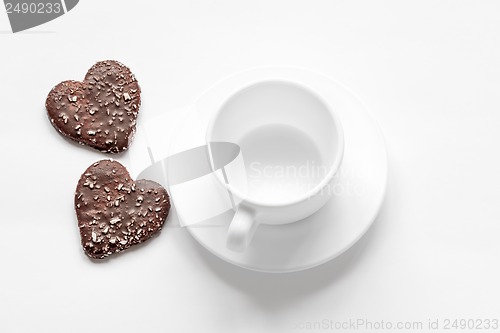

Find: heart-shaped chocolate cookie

[75,160,170,259]
[46,60,140,153]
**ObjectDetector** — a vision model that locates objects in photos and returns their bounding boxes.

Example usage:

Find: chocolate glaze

[75,160,170,259]
[46,60,141,153]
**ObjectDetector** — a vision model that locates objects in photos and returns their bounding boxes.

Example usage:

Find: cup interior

[207,80,343,206]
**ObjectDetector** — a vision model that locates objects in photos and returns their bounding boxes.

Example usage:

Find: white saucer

[162,67,388,273]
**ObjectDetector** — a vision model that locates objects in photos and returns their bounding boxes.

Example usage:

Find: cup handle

[226,205,258,252]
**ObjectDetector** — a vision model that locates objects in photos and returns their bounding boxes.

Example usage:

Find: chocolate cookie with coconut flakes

[46,60,140,153]
[75,160,170,259]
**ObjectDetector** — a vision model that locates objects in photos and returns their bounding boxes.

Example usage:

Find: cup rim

[206,78,345,208]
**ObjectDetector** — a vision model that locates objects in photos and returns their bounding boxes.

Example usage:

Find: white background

[1,1,499,332]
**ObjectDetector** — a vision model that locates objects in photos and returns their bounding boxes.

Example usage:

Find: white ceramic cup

[206,80,344,252]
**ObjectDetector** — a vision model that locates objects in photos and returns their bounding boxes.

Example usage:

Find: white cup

[206,80,344,252]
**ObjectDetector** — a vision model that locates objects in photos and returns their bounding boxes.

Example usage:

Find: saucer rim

[169,66,388,273]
